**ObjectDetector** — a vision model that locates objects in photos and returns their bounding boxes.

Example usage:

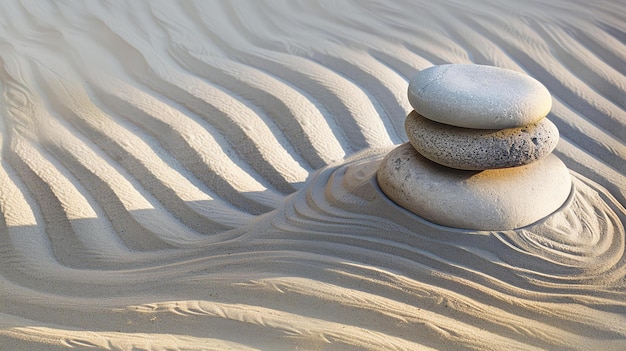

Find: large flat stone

[405,111,559,170]
[408,64,552,129]
[376,143,572,230]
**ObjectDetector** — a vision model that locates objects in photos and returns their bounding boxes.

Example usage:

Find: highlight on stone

[377,64,572,230]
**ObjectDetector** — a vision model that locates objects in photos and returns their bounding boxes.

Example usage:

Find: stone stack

[377,64,572,230]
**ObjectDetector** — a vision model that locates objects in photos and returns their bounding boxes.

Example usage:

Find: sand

[0,0,624,350]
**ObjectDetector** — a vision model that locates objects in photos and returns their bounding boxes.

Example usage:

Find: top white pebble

[408,64,552,129]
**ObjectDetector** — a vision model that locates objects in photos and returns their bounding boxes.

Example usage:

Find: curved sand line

[0,1,624,350]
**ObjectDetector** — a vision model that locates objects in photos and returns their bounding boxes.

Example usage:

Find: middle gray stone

[405,111,559,170]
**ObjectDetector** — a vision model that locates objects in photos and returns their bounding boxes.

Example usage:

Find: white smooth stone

[376,143,572,230]
[408,64,552,129]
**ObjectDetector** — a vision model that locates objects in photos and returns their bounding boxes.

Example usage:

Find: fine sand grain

[0,1,624,350]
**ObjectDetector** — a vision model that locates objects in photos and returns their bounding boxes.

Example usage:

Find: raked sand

[0,1,624,350]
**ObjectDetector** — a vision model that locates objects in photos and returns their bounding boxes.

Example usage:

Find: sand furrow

[76,2,306,196]
[90,86,275,218]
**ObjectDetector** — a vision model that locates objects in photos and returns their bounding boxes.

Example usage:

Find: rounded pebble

[405,111,559,170]
[408,64,552,129]
[376,143,572,230]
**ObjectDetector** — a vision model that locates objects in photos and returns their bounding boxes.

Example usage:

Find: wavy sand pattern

[0,1,624,350]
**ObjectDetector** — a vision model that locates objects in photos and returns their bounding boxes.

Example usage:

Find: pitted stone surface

[405,111,559,170]
[408,64,552,129]
[376,143,572,230]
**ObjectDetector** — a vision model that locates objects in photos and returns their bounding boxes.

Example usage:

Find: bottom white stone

[377,143,572,230]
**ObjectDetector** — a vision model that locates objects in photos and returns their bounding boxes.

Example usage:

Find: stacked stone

[377,64,572,230]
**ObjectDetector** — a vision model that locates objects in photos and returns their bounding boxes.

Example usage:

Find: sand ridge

[0,0,624,350]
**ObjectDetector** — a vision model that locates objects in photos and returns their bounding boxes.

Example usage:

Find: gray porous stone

[376,143,572,230]
[408,64,552,129]
[405,111,559,170]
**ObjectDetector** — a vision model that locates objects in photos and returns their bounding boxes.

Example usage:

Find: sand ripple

[0,0,624,350]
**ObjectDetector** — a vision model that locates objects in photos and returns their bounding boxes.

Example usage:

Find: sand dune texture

[0,1,624,350]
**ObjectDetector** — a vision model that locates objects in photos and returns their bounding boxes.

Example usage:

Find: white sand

[0,0,624,350]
